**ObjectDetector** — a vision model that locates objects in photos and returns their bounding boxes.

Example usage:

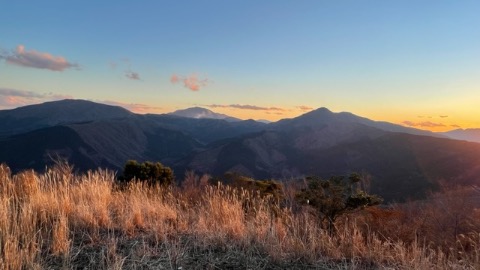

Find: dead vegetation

[0,163,479,269]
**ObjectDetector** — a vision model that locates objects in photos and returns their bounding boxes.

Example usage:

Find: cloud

[402,120,446,128]
[108,58,142,81]
[0,45,79,71]
[0,87,73,108]
[450,124,461,128]
[101,100,162,114]
[207,104,287,112]
[170,74,180,84]
[109,61,118,70]
[125,71,141,80]
[170,73,209,91]
[439,115,448,118]
[297,105,313,112]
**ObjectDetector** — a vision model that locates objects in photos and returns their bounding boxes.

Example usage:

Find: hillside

[1,165,478,269]
[0,99,133,136]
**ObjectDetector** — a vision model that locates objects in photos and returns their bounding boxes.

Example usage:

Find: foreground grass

[0,164,479,269]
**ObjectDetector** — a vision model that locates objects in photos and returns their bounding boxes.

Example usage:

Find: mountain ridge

[1,99,479,202]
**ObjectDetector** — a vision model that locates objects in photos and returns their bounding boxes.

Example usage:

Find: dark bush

[296,173,382,234]
[119,160,174,187]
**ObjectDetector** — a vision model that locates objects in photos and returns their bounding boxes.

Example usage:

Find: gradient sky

[1,1,479,131]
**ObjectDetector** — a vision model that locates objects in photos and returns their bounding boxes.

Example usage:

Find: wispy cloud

[402,120,446,128]
[450,124,461,128]
[109,58,142,81]
[0,45,79,71]
[0,88,72,109]
[297,105,313,112]
[125,71,141,80]
[439,115,448,118]
[170,73,209,91]
[101,100,162,114]
[109,61,118,70]
[207,104,287,112]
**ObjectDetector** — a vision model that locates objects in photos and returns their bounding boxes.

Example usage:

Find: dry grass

[0,163,479,269]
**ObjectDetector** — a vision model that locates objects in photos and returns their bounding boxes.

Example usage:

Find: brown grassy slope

[0,164,479,269]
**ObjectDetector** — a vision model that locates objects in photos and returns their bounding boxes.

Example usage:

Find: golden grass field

[0,163,479,269]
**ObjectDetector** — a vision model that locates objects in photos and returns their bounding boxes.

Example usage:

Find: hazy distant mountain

[169,107,241,122]
[0,99,133,136]
[441,129,480,143]
[256,119,272,124]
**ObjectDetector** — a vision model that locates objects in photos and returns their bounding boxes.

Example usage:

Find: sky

[1,1,479,131]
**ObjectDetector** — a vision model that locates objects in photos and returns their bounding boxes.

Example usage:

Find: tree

[296,173,382,234]
[222,172,284,202]
[120,160,174,187]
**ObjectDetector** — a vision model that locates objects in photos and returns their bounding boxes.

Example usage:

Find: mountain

[0,125,100,171]
[441,128,480,143]
[256,119,272,124]
[145,114,267,144]
[176,108,479,202]
[1,100,480,203]
[0,116,202,173]
[0,100,203,172]
[272,107,443,138]
[169,107,241,122]
[0,99,133,137]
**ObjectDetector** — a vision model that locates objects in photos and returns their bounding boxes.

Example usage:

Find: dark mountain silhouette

[1,100,479,202]
[0,99,133,136]
[272,107,443,138]
[0,125,101,172]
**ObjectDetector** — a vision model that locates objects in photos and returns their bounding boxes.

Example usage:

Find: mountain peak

[0,99,133,136]
[169,107,241,122]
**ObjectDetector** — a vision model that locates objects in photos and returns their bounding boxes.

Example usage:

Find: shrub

[119,160,174,187]
[296,173,382,234]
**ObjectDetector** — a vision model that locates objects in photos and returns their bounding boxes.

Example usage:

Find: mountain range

[1,99,479,202]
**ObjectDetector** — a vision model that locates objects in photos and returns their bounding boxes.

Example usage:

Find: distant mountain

[272,107,443,138]
[176,108,478,202]
[1,100,479,203]
[256,119,272,124]
[0,99,133,136]
[441,129,480,143]
[169,107,241,122]
[145,114,267,144]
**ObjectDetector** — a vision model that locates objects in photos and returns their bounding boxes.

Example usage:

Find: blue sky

[1,1,479,130]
